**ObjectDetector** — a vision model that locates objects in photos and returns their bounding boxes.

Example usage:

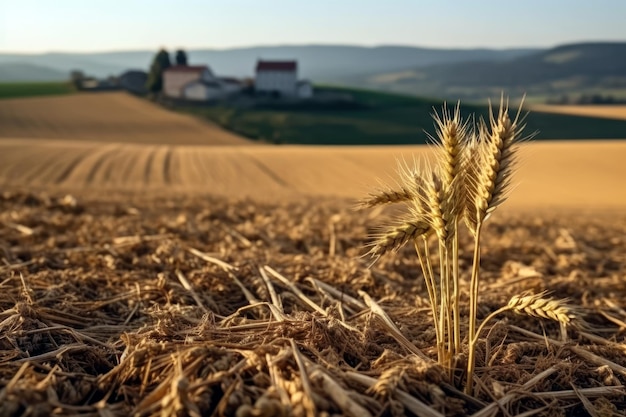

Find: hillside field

[0,92,253,145]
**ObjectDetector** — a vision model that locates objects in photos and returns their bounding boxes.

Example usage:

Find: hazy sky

[1,0,625,53]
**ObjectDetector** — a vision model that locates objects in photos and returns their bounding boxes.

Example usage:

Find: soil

[1,190,625,416]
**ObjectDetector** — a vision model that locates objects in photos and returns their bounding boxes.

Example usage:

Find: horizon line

[2,39,625,55]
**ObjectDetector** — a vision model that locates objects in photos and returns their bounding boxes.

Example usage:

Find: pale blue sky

[1,0,625,53]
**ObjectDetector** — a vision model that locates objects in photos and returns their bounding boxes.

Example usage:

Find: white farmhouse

[255,61,298,97]
[163,65,216,98]
[182,80,225,101]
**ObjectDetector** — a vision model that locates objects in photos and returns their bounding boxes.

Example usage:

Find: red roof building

[255,60,298,96]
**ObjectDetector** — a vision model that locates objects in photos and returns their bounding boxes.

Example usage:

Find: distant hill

[0,45,538,82]
[352,42,626,101]
[0,62,67,82]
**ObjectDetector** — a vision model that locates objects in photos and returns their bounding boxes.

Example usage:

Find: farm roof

[256,61,297,71]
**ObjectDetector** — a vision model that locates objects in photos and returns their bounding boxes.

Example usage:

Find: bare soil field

[1,191,625,416]
[530,104,626,121]
[0,93,252,145]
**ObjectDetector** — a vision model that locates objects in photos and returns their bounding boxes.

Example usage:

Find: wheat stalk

[465,97,532,393]
[430,105,471,356]
[361,96,547,395]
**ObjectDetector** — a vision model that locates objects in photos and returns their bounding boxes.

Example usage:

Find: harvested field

[2,92,626,415]
[1,140,626,209]
[0,93,252,145]
[1,191,625,416]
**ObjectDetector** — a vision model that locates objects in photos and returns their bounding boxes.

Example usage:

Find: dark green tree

[69,70,85,89]
[175,49,188,66]
[146,48,172,93]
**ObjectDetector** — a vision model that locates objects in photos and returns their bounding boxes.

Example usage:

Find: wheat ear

[366,219,431,261]
[507,292,575,324]
[472,292,575,352]
[358,186,414,208]
[431,103,469,217]
[358,158,425,209]
[471,97,526,229]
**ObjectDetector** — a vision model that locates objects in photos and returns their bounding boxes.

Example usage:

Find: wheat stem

[414,241,441,362]
[466,220,482,395]
[451,219,461,356]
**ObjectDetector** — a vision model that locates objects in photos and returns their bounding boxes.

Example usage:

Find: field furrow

[74,144,123,186]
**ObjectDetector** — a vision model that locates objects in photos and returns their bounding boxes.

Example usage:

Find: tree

[69,70,85,89]
[175,49,188,66]
[146,48,172,94]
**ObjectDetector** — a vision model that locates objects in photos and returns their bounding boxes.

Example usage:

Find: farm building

[163,65,243,101]
[118,70,147,94]
[255,60,313,98]
[182,80,225,101]
[163,65,216,98]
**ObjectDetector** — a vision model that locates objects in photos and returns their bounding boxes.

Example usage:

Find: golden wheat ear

[507,292,576,324]
[357,186,414,209]
[470,97,529,226]
[430,102,470,195]
[363,217,431,263]
[461,125,482,235]
[356,157,422,209]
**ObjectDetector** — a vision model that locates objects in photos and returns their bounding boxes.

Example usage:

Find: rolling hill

[354,42,626,101]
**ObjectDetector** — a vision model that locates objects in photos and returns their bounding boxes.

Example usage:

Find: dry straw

[360,97,573,394]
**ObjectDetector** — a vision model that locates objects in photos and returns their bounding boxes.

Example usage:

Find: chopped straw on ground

[1,190,626,416]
